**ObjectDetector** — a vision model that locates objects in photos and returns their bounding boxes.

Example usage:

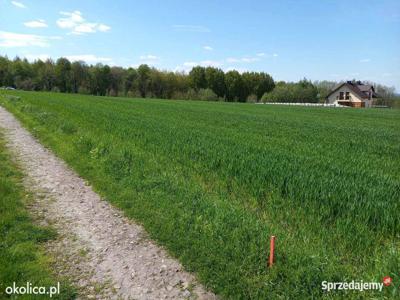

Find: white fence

[256,102,349,108]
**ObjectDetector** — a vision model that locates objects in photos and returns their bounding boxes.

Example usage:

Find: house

[326,81,378,107]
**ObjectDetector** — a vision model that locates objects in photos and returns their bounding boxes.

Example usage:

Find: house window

[345,92,350,100]
[339,92,344,100]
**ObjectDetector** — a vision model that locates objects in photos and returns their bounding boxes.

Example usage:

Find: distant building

[326,81,378,107]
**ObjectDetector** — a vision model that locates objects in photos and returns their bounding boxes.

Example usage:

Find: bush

[246,94,258,103]
[170,91,187,100]
[198,88,218,101]
[78,86,90,95]
[15,79,34,90]
[261,80,318,103]
[185,88,198,100]
[183,88,219,101]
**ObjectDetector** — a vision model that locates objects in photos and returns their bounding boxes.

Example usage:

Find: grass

[0,129,76,299]
[1,90,399,299]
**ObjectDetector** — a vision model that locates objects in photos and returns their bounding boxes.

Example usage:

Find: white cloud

[139,54,159,60]
[226,57,239,63]
[73,23,97,34]
[98,24,111,32]
[227,56,259,63]
[0,31,60,47]
[177,61,263,74]
[241,57,259,63]
[64,54,112,63]
[182,62,195,67]
[176,60,222,72]
[224,66,249,74]
[360,58,371,63]
[11,1,26,8]
[185,60,222,67]
[24,19,48,28]
[57,11,111,35]
[203,46,213,51]
[24,54,51,61]
[172,25,210,32]
[175,52,275,73]
[137,54,160,66]
[226,53,277,63]
[57,11,84,29]
[200,60,222,67]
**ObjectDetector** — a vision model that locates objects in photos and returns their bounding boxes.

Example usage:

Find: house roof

[327,81,378,99]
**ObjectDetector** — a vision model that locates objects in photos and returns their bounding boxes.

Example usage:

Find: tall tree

[242,72,275,101]
[189,66,207,91]
[205,67,226,98]
[109,66,125,96]
[0,56,12,86]
[71,61,88,93]
[12,57,34,89]
[224,70,245,101]
[137,64,151,98]
[89,64,111,96]
[55,57,72,92]
[123,68,138,96]
[42,59,56,91]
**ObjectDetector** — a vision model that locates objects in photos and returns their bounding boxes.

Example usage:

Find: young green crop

[1,90,399,299]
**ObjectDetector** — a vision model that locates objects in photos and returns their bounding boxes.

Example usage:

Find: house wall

[327,86,364,104]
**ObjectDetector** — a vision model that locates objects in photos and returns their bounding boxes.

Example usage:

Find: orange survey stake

[269,236,275,267]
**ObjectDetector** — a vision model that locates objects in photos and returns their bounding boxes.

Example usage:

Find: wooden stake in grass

[269,236,275,267]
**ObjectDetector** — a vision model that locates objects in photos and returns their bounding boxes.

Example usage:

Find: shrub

[246,94,258,103]
[261,80,318,103]
[198,88,219,101]
[185,88,198,100]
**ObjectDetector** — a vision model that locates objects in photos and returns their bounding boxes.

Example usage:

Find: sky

[1,0,399,90]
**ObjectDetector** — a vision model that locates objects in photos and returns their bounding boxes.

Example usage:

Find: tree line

[0,56,275,102]
[0,56,396,105]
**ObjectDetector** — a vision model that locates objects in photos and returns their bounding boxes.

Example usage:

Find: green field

[0,130,76,299]
[1,91,399,299]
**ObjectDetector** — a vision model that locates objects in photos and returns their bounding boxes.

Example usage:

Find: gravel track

[0,106,216,300]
